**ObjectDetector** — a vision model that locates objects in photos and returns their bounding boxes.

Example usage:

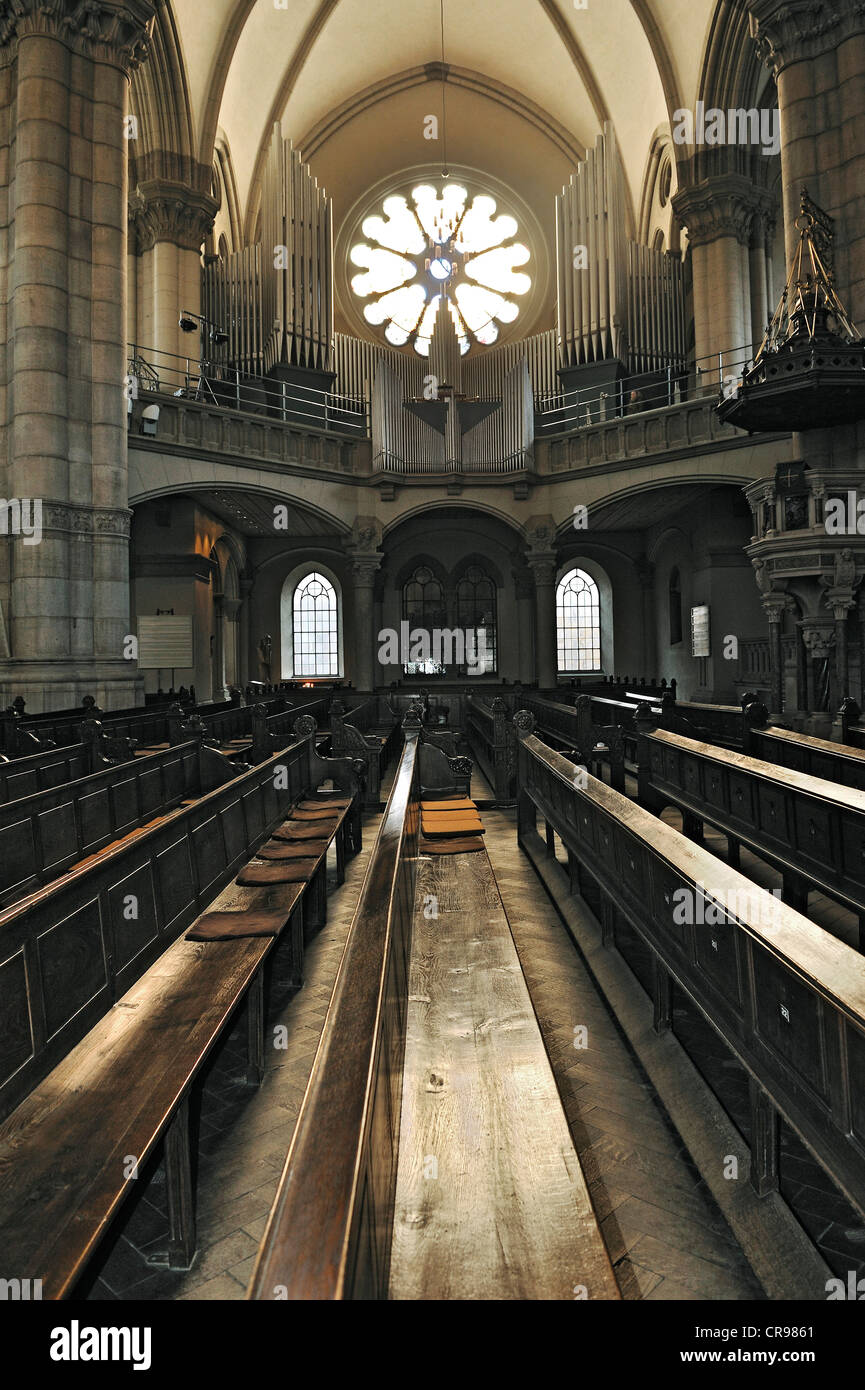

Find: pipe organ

[203,125,333,376]
[556,121,685,376]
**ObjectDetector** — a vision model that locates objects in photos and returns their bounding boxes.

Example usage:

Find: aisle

[389,841,619,1300]
[485,812,765,1300]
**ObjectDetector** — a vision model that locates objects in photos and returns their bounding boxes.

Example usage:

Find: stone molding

[41,503,132,537]
[673,175,776,249]
[749,0,865,77]
[0,0,156,74]
[349,554,383,586]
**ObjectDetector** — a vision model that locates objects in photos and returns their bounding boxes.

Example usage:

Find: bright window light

[350,181,531,356]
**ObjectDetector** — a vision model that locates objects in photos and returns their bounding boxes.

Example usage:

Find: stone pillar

[673,176,774,380]
[750,2,865,326]
[350,556,382,692]
[749,210,770,353]
[636,557,656,677]
[128,178,216,372]
[763,597,786,717]
[528,557,557,689]
[239,576,253,688]
[0,0,155,711]
[512,567,535,685]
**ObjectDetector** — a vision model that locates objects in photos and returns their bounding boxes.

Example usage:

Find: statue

[258,633,273,683]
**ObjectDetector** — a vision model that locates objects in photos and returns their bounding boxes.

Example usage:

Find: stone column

[128,177,216,372]
[512,567,535,685]
[0,0,155,711]
[749,210,770,353]
[763,596,787,717]
[350,556,382,692]
[636,557,656,678]
[528,556,558,689]
[673,176,774,379]
[239,576,253,688]
[750,1,865,326]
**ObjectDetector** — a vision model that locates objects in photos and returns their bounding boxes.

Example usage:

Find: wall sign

[691,604,711,658]
[138,616,194,670]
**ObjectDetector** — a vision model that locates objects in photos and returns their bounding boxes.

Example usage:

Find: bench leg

[165,1095,196,1270]
[682,811,703,844]
[749,1079,780,1197]
[335,822,346,886]
[652,957,673,1035]
[782,871,809,914]
[303,861,327,934]
[246,967,265,1086]
[727,835,740,868]
[600,898,616,949]
[567,848,581,897]
[545,821,556,856]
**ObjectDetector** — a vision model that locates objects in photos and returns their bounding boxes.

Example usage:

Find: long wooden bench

[0,721,363,1296]
[465,694,514,801]
[517,693,626,791]
[249,713,421,1299]
[0,737,241,906]
[635,721,865,947]
[515,712,865,1222]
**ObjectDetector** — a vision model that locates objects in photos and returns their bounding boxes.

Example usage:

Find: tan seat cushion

[236,862,315,885]
[186,910,286,941]
[420,837,485,855]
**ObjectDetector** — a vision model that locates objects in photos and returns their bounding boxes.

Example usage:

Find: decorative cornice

[41,502,132,537]
[749,1,865,78]
[0,0,156,74]
[673,174,776,248]
[129,180,217,253]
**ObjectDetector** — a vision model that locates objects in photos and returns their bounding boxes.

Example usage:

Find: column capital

[129,181,217,254]
[527,555,557,587]
[0,0,156,74]
[349,553,383,586]
[673,175,776,249]
[749,0,865,78]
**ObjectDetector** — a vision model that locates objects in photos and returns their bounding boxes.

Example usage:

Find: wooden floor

[389,845,619,1300]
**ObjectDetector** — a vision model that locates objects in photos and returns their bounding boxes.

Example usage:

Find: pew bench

[0,777,359,1298]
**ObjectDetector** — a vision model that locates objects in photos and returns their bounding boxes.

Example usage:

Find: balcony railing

[126,344,368,437]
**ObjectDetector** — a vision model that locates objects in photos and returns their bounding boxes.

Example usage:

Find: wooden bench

[515,711,865,1220]
[517,693,626,791]
[465,694,515,801]
[0,736,242,906]
[0,719,137,802]
[0,722,362,1296]
[635,720,865,947]
[330,696,400,808]
[248,711,420,1299]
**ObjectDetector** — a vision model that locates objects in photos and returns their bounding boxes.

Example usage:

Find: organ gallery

[0,0,863,1356]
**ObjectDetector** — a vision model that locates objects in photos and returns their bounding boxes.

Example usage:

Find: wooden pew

[0,737,243,906]
[0,723,362,1295]
[248,712,422,1299]
[330,696,401,808]
[517,693,625,791]
[465,694,515,801]
[515,712,865,1220]
[635,719,865,947]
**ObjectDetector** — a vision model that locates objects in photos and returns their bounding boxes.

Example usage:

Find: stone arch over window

[280,564,343,679]
[556,567,601,673]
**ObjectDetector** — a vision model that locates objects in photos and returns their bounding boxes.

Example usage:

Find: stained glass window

[293,571,338,677]
[557,569,600,672]
[456,565,497,675]
[350,183,531,356]
[403,565,446,676]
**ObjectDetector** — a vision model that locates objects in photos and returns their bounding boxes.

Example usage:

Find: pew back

[516,718,865,1220]
[249,727,420,1299]
[0,734,331,1122]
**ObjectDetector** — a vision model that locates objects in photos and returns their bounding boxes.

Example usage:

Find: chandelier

[349,182,532,356]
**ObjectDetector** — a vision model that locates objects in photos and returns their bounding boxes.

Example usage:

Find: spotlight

[178,314,199,334]
[140,404,160,436]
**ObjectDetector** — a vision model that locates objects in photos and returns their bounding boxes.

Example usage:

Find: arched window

[557,568,601,672]
[669,567,683,646]
[293,571,339,677]
[456,564,497,675]
[402,565,446,676]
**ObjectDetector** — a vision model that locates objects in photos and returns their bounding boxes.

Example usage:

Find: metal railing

[126,344,368,437]
[534,344,756,434]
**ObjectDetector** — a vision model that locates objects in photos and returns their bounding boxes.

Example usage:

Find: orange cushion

[421,798,477,812]
[421,817,485,838]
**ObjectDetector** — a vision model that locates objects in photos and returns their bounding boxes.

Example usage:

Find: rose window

[349,183,531,356]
